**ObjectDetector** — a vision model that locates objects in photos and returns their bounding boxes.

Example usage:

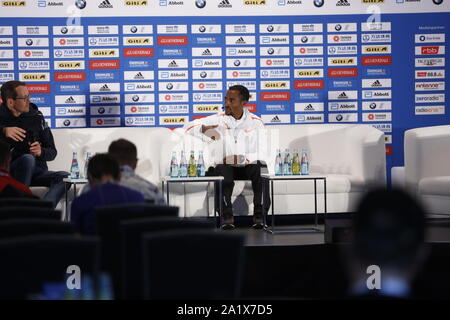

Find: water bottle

[301,148,309,175]
[170,151,179,178]
[83,152,92,179]
[274,149,283,176]
[283,149,292,175]
[179,150,188,178]
[292,149,300,175]
[188,150,197,177]
[197,151,206,177]
[70,152,80,179]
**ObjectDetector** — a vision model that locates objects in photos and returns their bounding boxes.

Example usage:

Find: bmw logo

[199,26,206,33]
[61,27,68,34]
[89,38,98,45]
[295,58,302,65]
[301,36,308,43]
[329,47,336,54]
[63,120,71,127]
[369,103,377,109]
[195,0,206,8]
[132,95,140,102]
[131,26,138,33]
[314,0,324,7]
[262,71,268,77]
[335,24,342,31]
[54,50,63,57]
[433,0,443,4]
[234,60,241,67]
[166,83,174,90]
[419,35,425,42]
[26,39,33,46]
[362,34,370,42]
[267,25,274,32]
[336,114,343,121]
[20,62,27,69]
[126,118,134,125]
[267,48,275,55]
[160,105,168,113]
[98,107,105,114]
[75,0,86,9]
[200,71,207,78]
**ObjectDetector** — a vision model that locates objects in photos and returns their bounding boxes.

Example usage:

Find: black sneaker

[221,216,235,230]
[252,215,266,229]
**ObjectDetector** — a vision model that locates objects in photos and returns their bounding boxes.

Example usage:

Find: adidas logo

[271,115,281,122]
[235,37,246,44]
[99,0,113,8]
[65,96,76,103]
[336,0,350,5]
[100,84,110,91]
[371,80,382,87]
[338,92,348,99]
[305,104,314,111]
[168,60,179,67]
[218,0,232,7]
[202,49,212,56]
[134,72,144,80]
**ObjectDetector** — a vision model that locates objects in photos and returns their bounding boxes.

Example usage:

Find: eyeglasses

[14,95,31,101]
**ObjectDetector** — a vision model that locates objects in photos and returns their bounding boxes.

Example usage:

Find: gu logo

[366,265,381,290]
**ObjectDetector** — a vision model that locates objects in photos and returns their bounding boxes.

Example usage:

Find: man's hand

[29,141,42,157]
[223,155,246,165]
[201,125,221,140]
[2,127,26,142]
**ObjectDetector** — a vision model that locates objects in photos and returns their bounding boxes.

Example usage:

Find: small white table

[261,174,327,234]
[63,177,88,222]
[161,176,224,222]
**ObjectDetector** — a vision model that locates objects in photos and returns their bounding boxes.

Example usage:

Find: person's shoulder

[248,112,265,125]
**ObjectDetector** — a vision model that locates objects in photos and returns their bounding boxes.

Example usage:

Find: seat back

[0,235,100,299]
[0,207,61,221]
[95,203,179,299]
[142,230,245,299]
[0,198,53,208]
[0,219,75,239]
[120,217,215,299]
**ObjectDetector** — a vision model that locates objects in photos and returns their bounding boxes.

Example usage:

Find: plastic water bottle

[188,151,197,177]
[283,149,292,175]
[197,151,205,177]
[170,151,179,178]
[292,149,300,175]
[83,152,92,179]
[70,152,80,179]
[301,149,309,175]
[274,149,283,176]
[179,150,188,178]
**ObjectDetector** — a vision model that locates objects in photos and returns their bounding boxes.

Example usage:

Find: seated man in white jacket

[184,85,270,230]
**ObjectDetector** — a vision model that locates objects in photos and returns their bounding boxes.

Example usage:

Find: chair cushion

[419,176,450,196]
[30,186,49,199]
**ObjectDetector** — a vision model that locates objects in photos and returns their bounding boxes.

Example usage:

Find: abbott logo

[366,265,381,290]
[66,265,81,290]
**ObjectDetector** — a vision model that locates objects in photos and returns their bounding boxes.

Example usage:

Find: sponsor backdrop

[0,0,449,177]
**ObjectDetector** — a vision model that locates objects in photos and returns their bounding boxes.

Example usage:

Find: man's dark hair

[228,85,250,102]
[108,139,137,167]
[0,141,11,168]
[87,153,120,181]
[353,188,426,268]
[1,81,26,104]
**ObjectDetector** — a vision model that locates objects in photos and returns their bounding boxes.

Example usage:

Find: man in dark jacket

[0,80,68,207]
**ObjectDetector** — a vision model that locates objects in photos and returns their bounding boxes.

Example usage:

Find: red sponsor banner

[26,84,51,93]
[386,145,392,155]
[123,48,154,57]
[328,68,358,77]
[245,104,257,113]
[54,72,85,81]
[294,80,324,89]
[260,92,290,101]
[89,60,120,69]
[193,115,208,120]
[421,46,440,55]
[157,36,188,45]
[362,56,392,65]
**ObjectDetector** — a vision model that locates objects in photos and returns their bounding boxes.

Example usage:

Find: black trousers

[207,161,271,219]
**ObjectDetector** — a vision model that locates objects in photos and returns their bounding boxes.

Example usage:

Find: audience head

[0,80,30,116]
[108,139,138,169]
[0,141,11,171]
[346,187,428,297]
[87,153,121,186]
